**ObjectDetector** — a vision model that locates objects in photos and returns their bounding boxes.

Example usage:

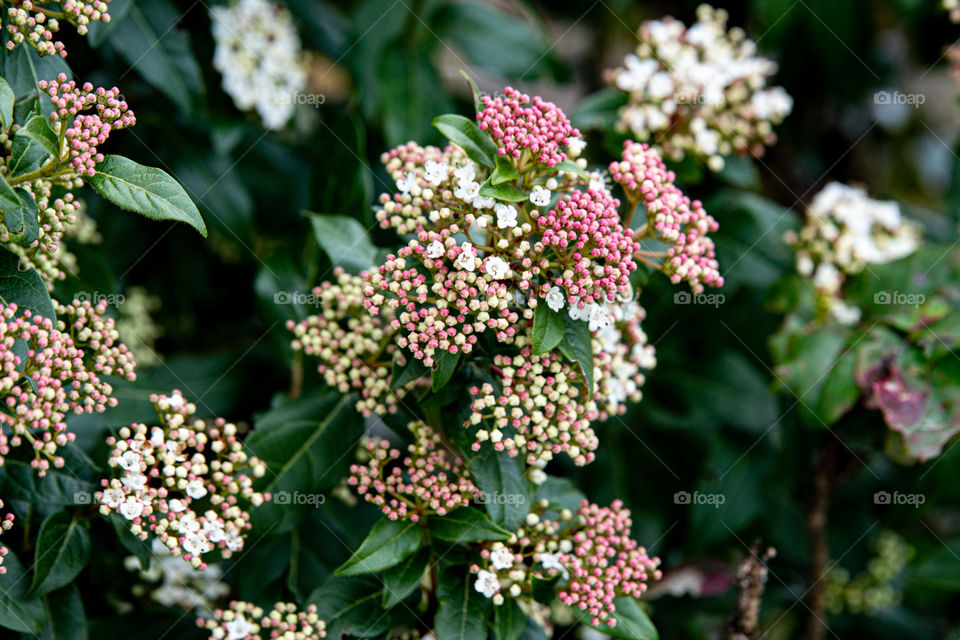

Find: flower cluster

[469,339,600,468]
[211,0,307,129]
[605,4,792,170]
[348,421,479,521]
[198,601,326,640]
[5,0,112,57]
[477,87,581,167]
[825,530,913,615]
[0,499,12,574]
[118,286,164,367]
[611,141,722,293]
[97,391,268,568]
[472,498,661,628]
[946,0,960,23]
[40,74,136,176]
[125,538,230,613]
[785,182,921,325]
[0,299,135,476]
[289,269,412,416]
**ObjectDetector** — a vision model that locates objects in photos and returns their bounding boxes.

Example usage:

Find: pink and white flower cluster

[348,421,479,522]
[40,74,136,177]
[5,0,112,57]
[605,4,792,170]
[0,299,135,476]
[97,391,268,568]
[611,141,722,293]
[0,499,12,574]
[473,498,661,627]
[198,601,326,640]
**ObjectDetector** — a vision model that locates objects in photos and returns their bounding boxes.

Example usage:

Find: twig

[805,439,837,640]
[728,541,777,640]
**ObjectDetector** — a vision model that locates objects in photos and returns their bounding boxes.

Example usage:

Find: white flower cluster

[946,0,960,23]
[606,4,792,170]
[211,0,306,129]
[786,182,922,325]
[125,539,229,613]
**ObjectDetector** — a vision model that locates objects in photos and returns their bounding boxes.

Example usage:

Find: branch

[728,541,777,640]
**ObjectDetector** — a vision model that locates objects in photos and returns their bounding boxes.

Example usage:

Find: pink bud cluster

[198,601,326,640]
[0,300,135,476]
[558,499,661,626]
[0,499,12,574]
[362,235,519,367]
[288,269,413,417]
[473,498,660,627]
[348,421,479,522]
[39,74,136,176]
[535,189,640,306]
[477,87,579,167]
[97,392,268,569]
[5,0,111,57]
[610,141,722,293]
[469,341,600,467]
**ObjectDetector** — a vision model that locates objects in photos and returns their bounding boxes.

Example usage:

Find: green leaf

[29,511,91,598]
[7,188,39,246]
[305,212,377,274]
[534,476,586,515]
[470,446,531,531]
[532,303,565,355]
[554,160,588,179]
[308,576,392,639]
[88,155,207,236]
[16,113,58,157]
[110,514,151,569]
[335,517,423,576]
[247,393,361,534]
[570,87,628,129]
[9,113,57,177]
[458,69,483,113]
[0,247,56,320]
[429,507,511,542]
[571,597,658,640]
[106,0,202,113]
[0,173,18,212]
[494,598,527,640]
[381,546,430,609]
[435,565,487,640]
[491,156,520,185]
[530,573,560,604]
[479,177,528,202]
[432,350,460,392]
[558,314,594,394]
[40,583,87,640]
[0,77,14,130]
[0,551,45,633]
[391,357,429,390]
[432,114,498,169]
[1,45,69,119]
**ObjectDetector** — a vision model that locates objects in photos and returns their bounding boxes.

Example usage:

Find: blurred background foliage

[38,0,960,638]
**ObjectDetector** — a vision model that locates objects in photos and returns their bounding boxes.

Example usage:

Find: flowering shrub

[0,2,957,640]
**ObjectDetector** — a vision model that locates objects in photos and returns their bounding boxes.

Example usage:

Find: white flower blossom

[485,256,510,280]
[490,546,514,570]
[474,569,500,598]
[396,172,417,194]
[424,160,449,186]
[529,185,552,207]
[495,204,518,229]
[545,287,565,311]
[425,241,445,259]
[456,243,478,272]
